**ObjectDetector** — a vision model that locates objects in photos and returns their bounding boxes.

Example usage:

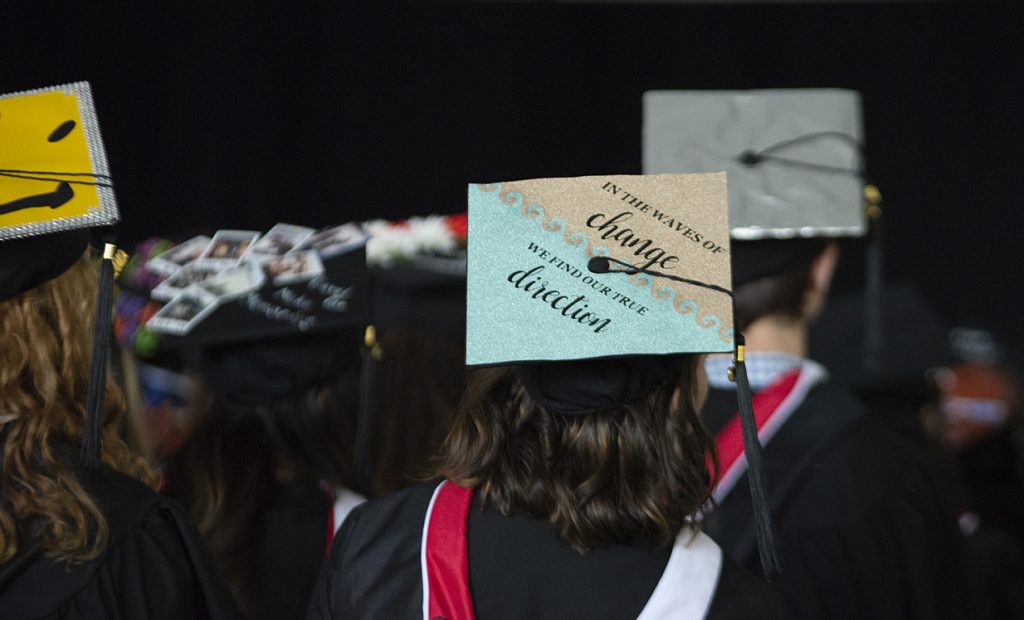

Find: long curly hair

[0,251,155,564]
[435,356,715,552]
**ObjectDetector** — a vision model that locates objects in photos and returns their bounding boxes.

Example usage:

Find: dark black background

[3,1,1022,348]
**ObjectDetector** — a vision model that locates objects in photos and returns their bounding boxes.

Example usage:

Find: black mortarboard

[135,223,373,492]
[365,219,468,496]
[363,214,467,340]
[370,263,466,342]
[140,226,371,390]
[810,282,953,393]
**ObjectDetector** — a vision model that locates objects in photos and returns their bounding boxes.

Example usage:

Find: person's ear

[810,243,840,294]
[803,243,840,320]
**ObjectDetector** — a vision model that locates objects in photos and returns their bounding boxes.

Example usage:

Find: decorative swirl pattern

[525,204,545,219]
[500,190,524,210]
[653,287,675,302]
[566,230,587,248]
[674,298,698,316]
[543,217,565,233]
[623,264,731,344]
[698,314,721,331]
[478,183,500,193]
[627,273,652,290]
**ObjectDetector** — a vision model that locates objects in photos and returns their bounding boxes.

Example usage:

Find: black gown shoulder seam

[43,493,168,612]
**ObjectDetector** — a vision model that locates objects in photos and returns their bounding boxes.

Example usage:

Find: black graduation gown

[161,460,340,620]
[701,380,974,619]
[0,463,237,619]
[307,482,790,619]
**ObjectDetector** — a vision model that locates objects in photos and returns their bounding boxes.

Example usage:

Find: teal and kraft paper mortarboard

[465,173,734,367]
[642,88,866,242]
[468,173,784,577]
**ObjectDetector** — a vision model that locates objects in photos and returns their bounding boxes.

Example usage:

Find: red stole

[420,480,723,619]
[324,486,336,561]
[422,481,476,620]
[707,367,809,503]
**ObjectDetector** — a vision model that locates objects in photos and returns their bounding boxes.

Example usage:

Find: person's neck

[741,315,808,358]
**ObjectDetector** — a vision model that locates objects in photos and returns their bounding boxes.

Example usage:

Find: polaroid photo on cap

[146,290,218,335]
[297,223,368,258]
[196,230,261,268]
[195,262,265,301]
[247,223,315,257]
[259,250,325,286]
[151,262,222,301]
[148,235,211,276]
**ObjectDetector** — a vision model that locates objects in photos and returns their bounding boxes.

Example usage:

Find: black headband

[730,238,829,286]
[514,356,676,417]
[0,229,90,300]
[195,333,361,408]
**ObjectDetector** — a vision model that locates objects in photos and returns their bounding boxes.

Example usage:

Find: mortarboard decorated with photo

[126,222,379,496]
[466,173,734,367]
[139,223,370,343]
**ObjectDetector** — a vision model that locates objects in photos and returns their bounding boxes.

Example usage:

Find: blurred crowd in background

[104,213,1024,617]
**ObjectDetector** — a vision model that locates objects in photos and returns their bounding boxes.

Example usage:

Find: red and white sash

[421,481,476,620]
[322,486,366,560]
[707,360,827,503]
[420,480,722,620]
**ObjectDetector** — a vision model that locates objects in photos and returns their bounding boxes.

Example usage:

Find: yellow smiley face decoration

[0,82,118,241]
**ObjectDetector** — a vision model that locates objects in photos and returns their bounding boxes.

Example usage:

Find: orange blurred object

[938,362,1020,452]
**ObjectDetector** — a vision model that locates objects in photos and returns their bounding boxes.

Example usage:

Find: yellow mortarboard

[0,82,123,473]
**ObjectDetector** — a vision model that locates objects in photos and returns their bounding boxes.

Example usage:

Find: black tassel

[732,335,783,580]
[583,255,782,574]
[863,184,884,373]
[80,245,117,474]
[352,325,379,498]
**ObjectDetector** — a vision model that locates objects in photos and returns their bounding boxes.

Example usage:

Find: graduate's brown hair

[164,360,359,618]
[731,241,835,333]
[436,356,714,552]
[733,264,813,333]
[0,252,154,564]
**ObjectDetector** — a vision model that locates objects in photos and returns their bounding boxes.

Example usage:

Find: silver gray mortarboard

[642,88,866,240]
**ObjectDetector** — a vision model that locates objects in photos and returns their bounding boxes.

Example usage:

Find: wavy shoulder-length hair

[435,356,715,552]
[0,251,154,564]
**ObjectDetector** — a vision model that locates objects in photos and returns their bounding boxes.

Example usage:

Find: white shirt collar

[705,352,805,391]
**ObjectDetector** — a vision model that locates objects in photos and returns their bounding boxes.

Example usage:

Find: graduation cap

[366,223,467,495]
[366,214,468,342]
[0,82,124,473]
[467,173,781,576]
[810,282,953,394]
[128,224,376,491]
[370,264,466,341]
[643,89,885,369]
